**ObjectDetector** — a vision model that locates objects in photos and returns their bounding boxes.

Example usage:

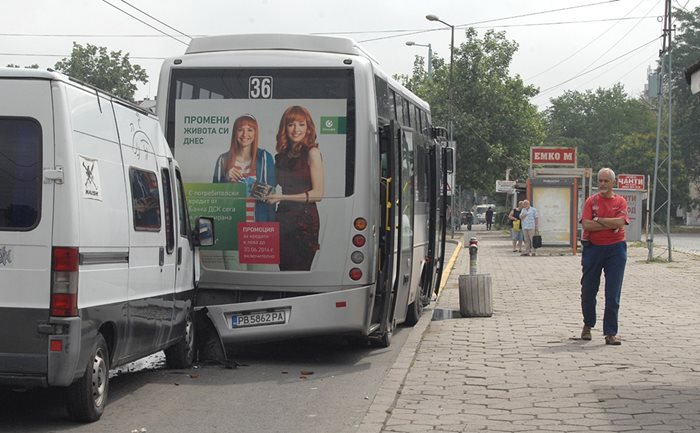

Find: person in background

[267,105,324,271]
[579,167,629,346]
[485,206,494,230]
[464,210,473,231]
[519,200,539,256]
[509,201,524,252]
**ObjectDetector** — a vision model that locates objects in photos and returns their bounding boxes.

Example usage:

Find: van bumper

[0,314,82,388]
[202,285,373,344]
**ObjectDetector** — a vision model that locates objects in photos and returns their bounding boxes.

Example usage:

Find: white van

[474,204,496,224]
[0,68,213,422]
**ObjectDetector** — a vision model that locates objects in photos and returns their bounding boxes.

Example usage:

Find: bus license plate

[232,310,286,328]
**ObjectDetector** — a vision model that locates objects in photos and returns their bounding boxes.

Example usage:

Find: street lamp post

[426,13,455,233]
[405,41,433,77]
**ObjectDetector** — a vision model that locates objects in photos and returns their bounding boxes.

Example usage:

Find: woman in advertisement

[212,114,276,270]
[267,105,325,271]
[212,114,276,221]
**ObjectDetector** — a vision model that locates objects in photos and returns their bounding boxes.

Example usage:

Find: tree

[53,42,148,102]
[400,28,544,198]
[544,83,691,222]
[669,5,700,212]
[544,85,656,169]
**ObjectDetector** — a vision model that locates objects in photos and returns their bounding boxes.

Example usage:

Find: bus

[156,34,450,347]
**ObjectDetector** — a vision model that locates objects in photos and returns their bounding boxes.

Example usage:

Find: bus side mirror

[445,147,454,174]
[431,127,448,140]
[193,217,215,247]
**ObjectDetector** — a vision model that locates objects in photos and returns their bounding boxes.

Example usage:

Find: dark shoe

[581,325,592,340]
[605,335,622,345]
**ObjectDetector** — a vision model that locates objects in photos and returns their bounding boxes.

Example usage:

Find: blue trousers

[580,241,627,336]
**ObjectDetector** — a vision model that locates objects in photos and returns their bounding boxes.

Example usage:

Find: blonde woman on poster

[266,106,324,271]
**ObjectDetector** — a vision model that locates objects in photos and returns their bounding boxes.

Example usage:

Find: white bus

[156,34,450,347]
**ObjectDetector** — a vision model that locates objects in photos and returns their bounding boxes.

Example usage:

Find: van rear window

[0,117,41,230]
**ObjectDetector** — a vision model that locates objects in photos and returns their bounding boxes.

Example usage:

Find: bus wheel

[378,330,392,348]
[164,306,196,369]
[66,334,109,422]
[405,296,424,326]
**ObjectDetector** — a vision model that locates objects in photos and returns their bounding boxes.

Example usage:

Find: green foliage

[670,5,700,210]
[53,42,148,102]
[544,85,656,169]
[399,28,544,196]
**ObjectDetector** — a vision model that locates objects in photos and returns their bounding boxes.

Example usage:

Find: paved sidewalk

[359,229,700,433]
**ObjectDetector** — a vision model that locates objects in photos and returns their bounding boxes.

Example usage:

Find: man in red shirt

[579,168,629,345]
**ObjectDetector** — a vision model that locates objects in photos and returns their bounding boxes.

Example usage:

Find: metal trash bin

[458,274,493,317]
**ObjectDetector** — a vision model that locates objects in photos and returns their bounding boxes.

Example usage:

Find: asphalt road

[0,329,412,433]
[651,232,700,255]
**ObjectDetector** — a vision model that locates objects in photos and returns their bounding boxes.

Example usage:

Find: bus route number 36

[249,76,273,99]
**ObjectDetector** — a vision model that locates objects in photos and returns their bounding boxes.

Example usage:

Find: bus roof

[185,33,373,58]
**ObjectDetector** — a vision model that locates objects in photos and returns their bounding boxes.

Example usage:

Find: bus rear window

[0,117,41,230]
[166,68,355,198]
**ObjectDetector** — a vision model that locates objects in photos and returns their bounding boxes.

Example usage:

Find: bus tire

[404,297,423,326]
[164,306,196,369]
[374,330,391,348]
[66,334,109,422]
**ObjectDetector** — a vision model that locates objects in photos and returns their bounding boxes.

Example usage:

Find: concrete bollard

[458,273,493,317]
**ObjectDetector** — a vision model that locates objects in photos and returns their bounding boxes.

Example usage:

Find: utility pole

[648,0,674,262]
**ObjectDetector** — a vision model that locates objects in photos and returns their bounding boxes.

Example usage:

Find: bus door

[373,121,402,346]
[393,127,414,323]
[426,143,440,296]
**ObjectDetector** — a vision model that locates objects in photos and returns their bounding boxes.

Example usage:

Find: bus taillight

[351,251,364,264]
[349,268,363,280]
[353,217,367,231]
[352,234,366,247]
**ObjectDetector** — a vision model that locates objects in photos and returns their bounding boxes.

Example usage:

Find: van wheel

[195,315,226,363]
[66,334,109,422]
[164,308,196,369]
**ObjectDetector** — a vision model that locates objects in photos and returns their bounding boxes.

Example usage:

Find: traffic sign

[496,180,516,193]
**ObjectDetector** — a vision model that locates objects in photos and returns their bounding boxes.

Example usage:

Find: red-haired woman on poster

[266,106,324,271]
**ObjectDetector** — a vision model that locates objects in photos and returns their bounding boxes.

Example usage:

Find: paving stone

[358,232,700,433]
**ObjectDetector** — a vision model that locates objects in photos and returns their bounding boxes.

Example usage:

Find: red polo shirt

[581,193,629,245]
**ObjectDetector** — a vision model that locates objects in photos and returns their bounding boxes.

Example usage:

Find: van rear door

[0,77,55,378]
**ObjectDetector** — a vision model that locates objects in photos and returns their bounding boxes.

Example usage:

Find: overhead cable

[99,0,187,46]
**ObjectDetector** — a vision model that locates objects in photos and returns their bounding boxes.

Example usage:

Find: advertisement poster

[175,99,347,272]
[533,186,572,245]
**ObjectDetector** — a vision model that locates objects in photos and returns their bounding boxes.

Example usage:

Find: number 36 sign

[249,76,273,99]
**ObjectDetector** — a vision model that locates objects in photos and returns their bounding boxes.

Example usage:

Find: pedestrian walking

[519,200,538,256]
[579,167,629,345]
[509,201,524,252]
[485,206,494,230]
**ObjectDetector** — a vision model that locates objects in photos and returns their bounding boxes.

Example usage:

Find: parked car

[474,204,496,224]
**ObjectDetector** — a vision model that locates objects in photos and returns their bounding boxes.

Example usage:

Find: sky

[3,0,699,110]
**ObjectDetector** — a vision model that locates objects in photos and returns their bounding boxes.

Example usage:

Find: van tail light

[50,247,79,317]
